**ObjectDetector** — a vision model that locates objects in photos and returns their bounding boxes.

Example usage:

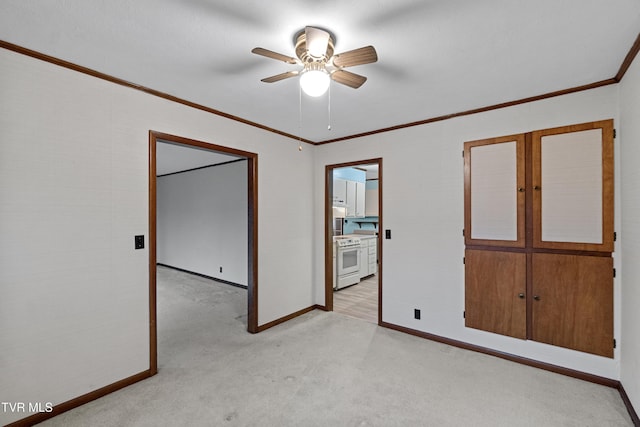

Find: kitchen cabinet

[367,237,377,275]
[333,167,366,218]
[333,178,347,206]
[346,180,357,217]
[358,242,367,279]
[342,179,366,218]
[356,181,366,218]
[463,119,614,358]
[358,236,377,278]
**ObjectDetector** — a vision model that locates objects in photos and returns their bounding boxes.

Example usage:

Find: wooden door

[465,250,527,339]
[531,253,613,357]
[531,120,614,252]
[464,134,526,248]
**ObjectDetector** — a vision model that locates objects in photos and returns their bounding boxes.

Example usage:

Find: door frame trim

[325,158,382,323]
[148,131,259,373]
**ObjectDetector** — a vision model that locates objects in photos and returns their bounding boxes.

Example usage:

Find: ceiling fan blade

[251,47,298,64]
[331,70,367,89]
[305,26,330,58]
[332,46,378,68]
[260,71,299,83]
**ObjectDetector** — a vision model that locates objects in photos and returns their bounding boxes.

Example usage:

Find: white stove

[334,236,361,289]
[335,236,361,248]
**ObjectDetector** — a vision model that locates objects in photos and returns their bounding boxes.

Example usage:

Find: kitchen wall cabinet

[356,181,365,218]
[333,178,347,206]
[346,180,356,217]
[334,167,367,218]
[463,119,614,358]
[343,179,366,218]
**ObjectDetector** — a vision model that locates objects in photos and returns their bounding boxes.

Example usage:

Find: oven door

[337,246,360,276]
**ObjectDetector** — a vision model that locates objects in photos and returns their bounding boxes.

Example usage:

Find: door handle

[518,187,524,193]
[518,293,525,299]
[533,295,541,301]
[533,185,541,191]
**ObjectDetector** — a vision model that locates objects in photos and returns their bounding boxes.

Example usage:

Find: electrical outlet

[135,235,144,250]
[414,309,421,320]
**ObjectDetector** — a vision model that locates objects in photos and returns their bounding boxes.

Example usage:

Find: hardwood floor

[333,274,378,324]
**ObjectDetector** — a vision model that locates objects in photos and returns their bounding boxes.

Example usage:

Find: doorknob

[518,293,525,299]
[534,185,541,191]
[533,295,541,301]
[518,187,524,193]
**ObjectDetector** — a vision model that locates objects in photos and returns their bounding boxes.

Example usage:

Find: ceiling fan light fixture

[300,69,330,97]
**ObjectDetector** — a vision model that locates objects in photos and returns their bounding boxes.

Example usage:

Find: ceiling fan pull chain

[328,82,332,131]
[298,82,303,151]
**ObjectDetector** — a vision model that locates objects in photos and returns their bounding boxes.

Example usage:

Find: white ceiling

[1,1,639,143]
[156,141,241,176]
[358,164,379,180]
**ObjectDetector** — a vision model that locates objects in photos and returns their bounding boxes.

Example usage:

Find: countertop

[337,234,377,241]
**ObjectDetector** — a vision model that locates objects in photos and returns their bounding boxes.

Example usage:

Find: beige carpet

[38,266,633,426]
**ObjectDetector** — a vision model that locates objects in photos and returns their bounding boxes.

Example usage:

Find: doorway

[148,131,258,374]
[325,158,382,324]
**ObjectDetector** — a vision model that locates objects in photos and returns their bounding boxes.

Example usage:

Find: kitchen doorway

[148,131,258,374]
[325,158,382,324]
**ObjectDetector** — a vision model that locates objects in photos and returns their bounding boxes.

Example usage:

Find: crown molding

[0,40,315,146]
[314,78,617,145]
[3,31,640,146]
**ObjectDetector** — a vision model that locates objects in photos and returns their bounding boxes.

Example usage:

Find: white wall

[619,52,640,414]
[314,85,622,379]
[0,48,315,425]
[1,41,636,425]
[157,159,248,286]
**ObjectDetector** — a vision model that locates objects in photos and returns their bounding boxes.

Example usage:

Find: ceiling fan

[251,26,378,97]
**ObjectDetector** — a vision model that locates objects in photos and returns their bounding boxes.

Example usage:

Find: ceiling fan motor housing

[295,30,335,64]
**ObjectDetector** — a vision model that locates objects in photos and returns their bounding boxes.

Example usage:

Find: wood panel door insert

[465,250,527,339]
[531,253,613,358]
[531,120,614,252]
[464,134,526,248]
